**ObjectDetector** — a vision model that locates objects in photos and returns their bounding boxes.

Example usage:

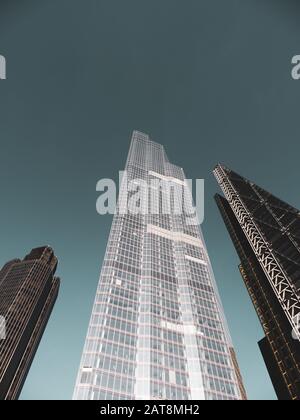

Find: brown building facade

[0,246,60,400]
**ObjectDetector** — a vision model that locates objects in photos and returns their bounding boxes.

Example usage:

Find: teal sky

[0,0,300,400]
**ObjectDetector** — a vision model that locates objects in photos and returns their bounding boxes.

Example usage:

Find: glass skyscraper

[214,165,300,400]
[73,132,246,400]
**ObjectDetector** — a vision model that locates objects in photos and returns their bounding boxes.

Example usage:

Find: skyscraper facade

[0,246,60,400]
[214,165,300,400]
[74,132,245,400]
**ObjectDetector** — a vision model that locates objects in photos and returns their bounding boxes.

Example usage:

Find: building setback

[73,131,246,400]
[214,164,300,400]
[0,246,60,400]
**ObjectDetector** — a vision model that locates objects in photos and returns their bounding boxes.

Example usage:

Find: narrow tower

[0,246,60,400]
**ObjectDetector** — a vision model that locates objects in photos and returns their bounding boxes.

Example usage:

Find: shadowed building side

[214,165,300,400]
[0,246,60,400]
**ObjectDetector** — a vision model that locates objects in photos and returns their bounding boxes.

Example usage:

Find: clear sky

[0,0,300,400]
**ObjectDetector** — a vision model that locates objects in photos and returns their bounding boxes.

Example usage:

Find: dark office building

[0,246,60,400]
[214,165,300,400]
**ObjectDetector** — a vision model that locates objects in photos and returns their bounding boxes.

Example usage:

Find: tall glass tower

[214,164,300,400]
[73,132,246,400]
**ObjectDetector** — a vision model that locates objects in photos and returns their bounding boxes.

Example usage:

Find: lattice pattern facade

[214,165,300,400]
[73,133,245,400]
